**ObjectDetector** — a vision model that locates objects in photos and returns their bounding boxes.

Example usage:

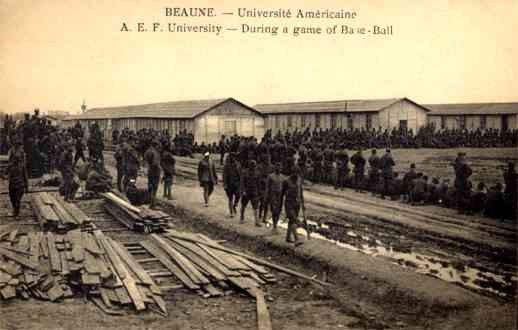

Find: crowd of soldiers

[190,125,518,155]
[2,111,109,216]
[3,115,516,224]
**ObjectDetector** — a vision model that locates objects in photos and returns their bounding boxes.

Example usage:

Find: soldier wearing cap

[282,167,305,246]
[198,151,218,207]
[351,148,366,192]
[161,142,176,200]
[123,136,140,192]
[264,162,284,234]
[239,159,261,226]
[379,148,395,198]
[144,139,162,208]
[7,135,29,217]
[223,152,241,217]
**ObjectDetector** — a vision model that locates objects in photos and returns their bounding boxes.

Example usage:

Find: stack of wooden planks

[0,228,166,316]
[102,191,170,233]
[31,192,90,231]
[140,230,277,298]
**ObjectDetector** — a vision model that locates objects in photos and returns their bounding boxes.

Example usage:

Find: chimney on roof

[81,99,87,113]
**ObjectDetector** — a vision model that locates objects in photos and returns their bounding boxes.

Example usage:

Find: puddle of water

[264,217,516,298]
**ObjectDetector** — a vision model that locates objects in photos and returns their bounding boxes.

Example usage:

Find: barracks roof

[254,97,430,114]
[425,102,518,116]
[64,98,259,120]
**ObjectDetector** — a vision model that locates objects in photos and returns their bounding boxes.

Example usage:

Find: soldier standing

[453,152,472,213]
[264,162,284,234]
[258,153,273,221]
[144,140,162,209]
[161,143,176,200]
[197,152,218,207]
[380,149,396,199]
[60,143,75,201]
[334,145,349,190]
[351,149,366,192]
[74,137,86,166]
[114,141,125,191]
[282,169,305,246]
[239,160,261,226]
[367,149,380,194]
[7,136,29,217]
[322,144,334,184]
[223,152,241,218]
[123,138,140,192]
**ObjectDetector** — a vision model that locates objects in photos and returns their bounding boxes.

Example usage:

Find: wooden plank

[203,283,223,297]
[0,247,40,270]
[46,193,77,226]
[170,237,239,277]
[248,287,273,330]
[234,256,269,275]
[140,240,199,290]
[47,233,61,273]
[110,239,161,295]
[60,251,70,276]
[90,297,124,316]
[150,234,210,285]
[0,285,16,299]
[68,229,84,262]
[167,230,330,287]
[58,198,89,225]
[166,239,227,281]
[101,235,146,311]
[84,251,101,274]
[83,232,103,255]
[196,242,246,271]
[115,287,132,305]
[102,192,141,214]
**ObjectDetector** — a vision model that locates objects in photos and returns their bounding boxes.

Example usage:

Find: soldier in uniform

[74,137,86,166]
[218,135,227,165]
[123,137,140,192]
[322,144,334,184]
[402,163,418,202]
[223,152,241,218]
[311,145,323,184]
[367,149,380,194]
[161,143,176,200]
[264,162,284,233]
[350,149,366,192]
[60,143,75,201]
[257,153,273,222]
[282,168,305,246]
[239,160,261,226]
[453,152,472,213]
[380,149,396,199]
[7,136,29,217]
[114,140,125,191]
[144,140,162,209]
[197,152,218,207]
[334,145,349,190]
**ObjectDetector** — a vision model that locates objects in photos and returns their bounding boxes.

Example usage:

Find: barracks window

[287,114,293,127]
[315,114,321,128]
[347,114,353,130]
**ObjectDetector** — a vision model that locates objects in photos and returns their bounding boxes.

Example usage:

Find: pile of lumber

[140,230,277,298]
[0,228,166,316]
[102,192,170,233]
[31,192,90,231]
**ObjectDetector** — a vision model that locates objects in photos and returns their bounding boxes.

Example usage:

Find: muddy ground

[0,188,365,330]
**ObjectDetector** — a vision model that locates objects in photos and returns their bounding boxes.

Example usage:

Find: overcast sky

[1,0,517,114]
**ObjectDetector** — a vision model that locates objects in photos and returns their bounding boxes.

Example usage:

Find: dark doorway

[502,115,509,131]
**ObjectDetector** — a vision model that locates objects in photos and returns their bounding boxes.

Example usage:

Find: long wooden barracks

[63,97,518,143]
[64,98,265,143]
[255,98,430,133]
